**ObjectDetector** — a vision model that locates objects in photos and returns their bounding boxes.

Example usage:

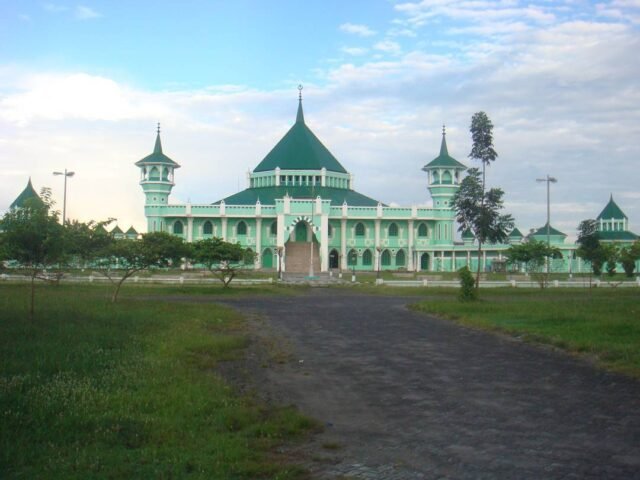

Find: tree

[64,219,115,269]
[469,111,498,193]
[620,241,640,277]
[0,190,65,319]
[505,239,561,288]
[192,237,256,288]
[453,168,514,288]
[458,266,477,301]
[94,232,189,302]
[601,243,620,278]
[576,219,605,277]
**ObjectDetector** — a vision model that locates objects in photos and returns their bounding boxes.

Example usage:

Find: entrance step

[284,241,321,274]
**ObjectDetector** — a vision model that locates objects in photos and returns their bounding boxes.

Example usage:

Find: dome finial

[298,84,303,101]
[442,124,446,136]
[157,122,161,135]
[296,85,305,123]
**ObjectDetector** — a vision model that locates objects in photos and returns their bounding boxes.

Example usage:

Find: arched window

[203,221,213,235]
[347,249,358,266]
[418,223,428,237]
[329,249,339,269]
[388,223,398,237]
[396,250,406,266]
[432,171,440,184]
[149,166,160,181]
[173,221,184,235]
[355,222,365,237]
[270,221,277,236]
[162,167,169,181]
[442,171,452,184]
[362,249,372,266]
[237,221,247,236]
[328,224,333,237]
[381,249,391,266]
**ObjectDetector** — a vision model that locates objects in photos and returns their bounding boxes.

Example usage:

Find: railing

[376,278,640,288]
[0,274,273,286]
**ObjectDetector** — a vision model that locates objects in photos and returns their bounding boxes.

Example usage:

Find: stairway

[284,241,320,274]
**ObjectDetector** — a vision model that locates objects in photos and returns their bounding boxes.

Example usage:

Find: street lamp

[536,174,557,246]
[53,168,75,224]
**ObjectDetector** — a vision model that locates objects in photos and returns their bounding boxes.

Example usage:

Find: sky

[1,0,639,239]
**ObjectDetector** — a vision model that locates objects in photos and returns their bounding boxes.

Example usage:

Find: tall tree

[469,112,498,194]
[192,237,255,288]
[576,219,605,277]
[453,168,514,288]
[0,190,65,319]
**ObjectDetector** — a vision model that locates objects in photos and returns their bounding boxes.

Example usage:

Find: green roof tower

[10,178,43,209]
[422,126,466,209]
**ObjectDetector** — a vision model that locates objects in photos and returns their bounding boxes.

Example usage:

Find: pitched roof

[461,228,474,239]
[10,178,44,209]
[126,226,138,234]
[253,99,348,174]
[531,223,567,237]
[597,195,627,220]
[422,128,467,170]
[135,132,180,168]
[598,230,638,241]
[111,225,124,234]
[215,186,382,207]
[508,227,524,238]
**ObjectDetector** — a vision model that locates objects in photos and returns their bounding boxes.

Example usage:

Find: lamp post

[53,168,75,224]
[536,174,557,273]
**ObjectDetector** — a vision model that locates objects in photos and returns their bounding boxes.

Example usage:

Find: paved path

[220,290,640,479]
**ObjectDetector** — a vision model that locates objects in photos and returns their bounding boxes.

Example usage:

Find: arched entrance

[420,253,430,271]
[285,220,320,274]
[262,248,273,269]
[329,249,339,269]
[295,221,308,242]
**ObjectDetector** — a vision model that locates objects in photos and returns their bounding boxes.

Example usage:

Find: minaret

[135,123,180,207]
[422,125,466,209]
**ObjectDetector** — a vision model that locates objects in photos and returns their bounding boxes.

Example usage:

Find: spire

[296,84,305,124]
[440,124,449,156]
[154,123,162,153]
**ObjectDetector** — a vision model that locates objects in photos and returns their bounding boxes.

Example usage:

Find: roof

[253,99,348,174]
[461,228,474,239]
[531,223,567,237]
[422,128,467,170]
[10,178,43,209]
[598,230,638,241]
[135,132,180,168]
[597,195,627,220]
[126,226,138,234]
[111,225,124,234]
[215,185,382,207]
[508,227,524,238]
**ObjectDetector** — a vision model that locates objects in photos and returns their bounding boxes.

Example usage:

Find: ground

[215,289,640,480]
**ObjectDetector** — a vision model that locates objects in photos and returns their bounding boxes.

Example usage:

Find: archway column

[340,218,347,270]
[255,218,262,269]
[407,220,414,271]
[320,214,329,272]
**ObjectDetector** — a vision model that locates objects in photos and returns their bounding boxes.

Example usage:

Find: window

[270,221,277,236]
[442,171,452,184]
[418,223,428,237]
[203,221,213,235]
[355,223,365,237]
[381,250,391,266]
[162,167,169,181]
[173,221,184,235]
[328,224,333,237]
[396,250,406,267]
[237,221,247,236]
[149,167,160,181]
[432,171,440,184]
[388,223,398,237]
[363,249,372,266]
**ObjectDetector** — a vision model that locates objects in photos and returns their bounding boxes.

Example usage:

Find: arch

[441,170,452,184]
[362,249,372,266]
[388,223,398,237]
[417,223,428,237]
[420,253,430,270]
[328,224,333,237]
[262,248,273,269]
[237,221,247,236]
[355,222,365,237]
[396,249,406,267]
[381,249,391,266]
[173,220,184,235]
[149,166,160,181]
[347,249,358,267]
[270,221,277,236]
[162,167,169,181]
[329,249,339,269]
[203,221,213,235]
[432,171,440,184]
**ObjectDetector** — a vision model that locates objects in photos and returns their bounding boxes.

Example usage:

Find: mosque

[8,93,638,275]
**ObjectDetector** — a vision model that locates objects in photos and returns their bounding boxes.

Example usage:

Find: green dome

[422,129,466,170]
[135,133,180,168]
[10,178,43,209]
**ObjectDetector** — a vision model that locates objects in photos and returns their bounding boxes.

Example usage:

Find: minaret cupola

[422,126,467,209]
[135,124,180,206]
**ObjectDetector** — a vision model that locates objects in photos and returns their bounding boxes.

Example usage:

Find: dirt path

[218,290,640,479]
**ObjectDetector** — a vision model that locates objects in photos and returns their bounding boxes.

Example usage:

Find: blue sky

[1,0,639,237]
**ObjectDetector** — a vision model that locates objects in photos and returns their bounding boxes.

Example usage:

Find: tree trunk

[475,162,486,290]
[111,272,133,303]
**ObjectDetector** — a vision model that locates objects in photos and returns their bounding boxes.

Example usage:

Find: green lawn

[0,283,315,479]
[411,288,640,377]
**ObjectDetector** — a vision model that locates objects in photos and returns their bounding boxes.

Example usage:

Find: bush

[458,266,477,302]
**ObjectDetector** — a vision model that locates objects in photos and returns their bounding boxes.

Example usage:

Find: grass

[411,288,640,377]
[0,283,316,479]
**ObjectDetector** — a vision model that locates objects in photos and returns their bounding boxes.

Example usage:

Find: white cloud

[339,22,377,37]
[373,40,402,54]
[75,5,101,20]
[341,47,369,56]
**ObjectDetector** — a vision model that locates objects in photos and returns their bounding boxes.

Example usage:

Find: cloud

[339,23,377,37]
[75,5,101,20]
[42,3,68,13]
[341,47,369,56]
[373,40,402,54]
